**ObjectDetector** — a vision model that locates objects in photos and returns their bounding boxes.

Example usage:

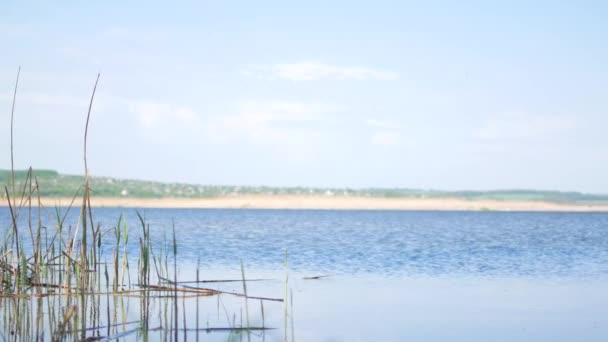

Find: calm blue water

[2,207,608,341]
[3,208,608,277]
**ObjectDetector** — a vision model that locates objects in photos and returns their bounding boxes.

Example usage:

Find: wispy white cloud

[57,26,170,66]
[365,118,401,146]
[245,62,399,81]
[365,118,394,129]
[371,131,399,146]
[205,100,339,144]
[117,98,339,148]
[123,100,203,145]
[0,92,11,103]
[0,22,34,38]
[99,26,169,43]
[126,100,199,130]
[27,93,87,108]
[475,112,576,142]
[0,91,86,108]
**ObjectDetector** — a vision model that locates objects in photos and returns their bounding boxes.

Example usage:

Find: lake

[1,208,608,341]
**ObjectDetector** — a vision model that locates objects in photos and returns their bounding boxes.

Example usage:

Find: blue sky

[1,1,607,192]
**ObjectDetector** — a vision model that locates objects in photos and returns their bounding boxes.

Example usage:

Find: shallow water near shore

[2,208,608,340]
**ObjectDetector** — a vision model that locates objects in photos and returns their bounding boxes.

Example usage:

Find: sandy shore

[3,195,608,212]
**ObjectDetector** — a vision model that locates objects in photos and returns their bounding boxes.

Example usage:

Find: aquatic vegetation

[0,70,286,341]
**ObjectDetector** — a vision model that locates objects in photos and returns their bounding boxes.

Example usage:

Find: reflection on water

[289,274,608,341]
[1,276,282,341]
[4,269,608,341]
[1,208,608,340]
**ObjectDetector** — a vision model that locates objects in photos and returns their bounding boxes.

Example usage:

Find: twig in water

[302,274,335,280]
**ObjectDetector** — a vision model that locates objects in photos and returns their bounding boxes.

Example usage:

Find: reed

[1,69,283,341]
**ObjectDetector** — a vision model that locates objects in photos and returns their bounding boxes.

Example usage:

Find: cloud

[99,26,170,43]
[371,131,399,146]
[205,100,338,144]
[0,91,86,108]
[365,118,401,146]
[118,99,204,144]
[57,26,170,65]
[365,118,394,129]
[245,62,399,81]
[0,92,11,104]
[202,100,346,165]
[127,100,199,130]
[0,23,34,38]
[80,96,338,148]
[475,112,576,142]
[26,93,86,108]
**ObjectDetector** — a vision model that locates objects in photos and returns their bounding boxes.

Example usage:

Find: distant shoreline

[3,195,608,212]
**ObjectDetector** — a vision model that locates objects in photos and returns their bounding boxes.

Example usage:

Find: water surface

[16,208,604,276]
[1,208,607,341]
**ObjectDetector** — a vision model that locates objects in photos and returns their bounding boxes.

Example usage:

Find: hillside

[1,169,608,204]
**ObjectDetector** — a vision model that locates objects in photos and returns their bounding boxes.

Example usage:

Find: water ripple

[2,208,608,277]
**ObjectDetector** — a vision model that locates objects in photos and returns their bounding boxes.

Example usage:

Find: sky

[1,1,607,192]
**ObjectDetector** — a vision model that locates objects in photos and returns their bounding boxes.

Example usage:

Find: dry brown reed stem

[158,279,284,302]
[84,74,99,184]
[168,278,273,284]
[10,66,21,198]
[137,284,218,296]
[83,73,100,282]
